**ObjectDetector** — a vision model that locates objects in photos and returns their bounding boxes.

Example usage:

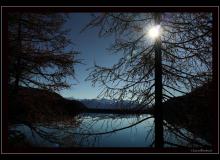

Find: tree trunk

[154,13,164,148]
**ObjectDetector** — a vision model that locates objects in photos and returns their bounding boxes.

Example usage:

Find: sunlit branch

[162,30,211,45]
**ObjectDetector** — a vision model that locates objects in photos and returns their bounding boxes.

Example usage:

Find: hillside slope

[9,87,87,123]
[162,82,213,143]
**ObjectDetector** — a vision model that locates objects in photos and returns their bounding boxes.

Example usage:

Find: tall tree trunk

[154,13,164,148]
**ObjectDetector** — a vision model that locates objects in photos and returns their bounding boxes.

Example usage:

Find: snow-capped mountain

[77,98,138,110]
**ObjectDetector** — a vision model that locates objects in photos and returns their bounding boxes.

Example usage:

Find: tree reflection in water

[9,113,212,148]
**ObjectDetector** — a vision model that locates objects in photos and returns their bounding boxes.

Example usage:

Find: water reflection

[9,113,211,148]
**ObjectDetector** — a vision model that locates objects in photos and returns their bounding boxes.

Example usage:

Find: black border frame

[1,6,219,154]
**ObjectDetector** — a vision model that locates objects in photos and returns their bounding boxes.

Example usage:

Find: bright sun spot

[148,25,161,39]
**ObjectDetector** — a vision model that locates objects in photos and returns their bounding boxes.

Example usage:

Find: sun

[148,25,161,39]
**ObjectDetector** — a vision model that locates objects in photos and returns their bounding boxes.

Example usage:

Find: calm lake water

[9,113,211,148]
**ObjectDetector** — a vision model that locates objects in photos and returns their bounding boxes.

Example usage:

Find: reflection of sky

[9,114,210,147]
[59,13,122,99]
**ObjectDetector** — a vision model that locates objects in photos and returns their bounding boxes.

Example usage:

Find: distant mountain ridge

[67,98,139,110]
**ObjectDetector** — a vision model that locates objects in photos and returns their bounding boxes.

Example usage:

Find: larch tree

[83,12,212,147]
[8,13,80,92]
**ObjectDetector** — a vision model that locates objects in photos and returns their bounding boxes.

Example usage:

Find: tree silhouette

[8,13,80,92]
[83,12,212,148]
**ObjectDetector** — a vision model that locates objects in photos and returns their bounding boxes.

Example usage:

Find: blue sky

[59,13,121,99]
[58,13,200,100]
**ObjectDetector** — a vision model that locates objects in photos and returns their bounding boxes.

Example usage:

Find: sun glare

[148,25,161,39]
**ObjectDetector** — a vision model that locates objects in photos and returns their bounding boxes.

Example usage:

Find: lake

[9,113,211,148]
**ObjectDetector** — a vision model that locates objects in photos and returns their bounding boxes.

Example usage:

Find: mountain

[9,86,87,123]
[77,98,139,110]
[162,82,213,142]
